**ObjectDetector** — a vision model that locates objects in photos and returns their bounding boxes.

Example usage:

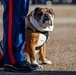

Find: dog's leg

[28,45,43,69]
[26,41,43,69]
[25,30,43,69]
[24,44,30,60]
[39,43,52,64]
[29,46,36,63]
[24,42,38,64]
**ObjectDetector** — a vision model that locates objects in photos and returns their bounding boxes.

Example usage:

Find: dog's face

[31,7,55,28]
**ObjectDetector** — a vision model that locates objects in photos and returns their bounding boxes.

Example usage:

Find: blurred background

[0,0,76,72]
[29,0,76,5]
[0,0,76,5]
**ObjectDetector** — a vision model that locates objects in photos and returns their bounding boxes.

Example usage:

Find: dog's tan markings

[25,30,39,62]
[40,8,46,14]
[34,8,47,21]
[39,43,46,62]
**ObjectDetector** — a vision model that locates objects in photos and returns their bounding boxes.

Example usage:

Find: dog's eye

[47,10,51,14]
[38,12,43,16]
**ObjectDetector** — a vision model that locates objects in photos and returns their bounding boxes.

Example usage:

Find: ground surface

[0,5,76,75]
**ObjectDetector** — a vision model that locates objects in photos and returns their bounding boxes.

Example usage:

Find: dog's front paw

[37,64,43,69]
[42,59,52,65]
[31,60,43,69]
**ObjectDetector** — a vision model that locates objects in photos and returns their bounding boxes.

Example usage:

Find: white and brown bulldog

[24,7,55,69]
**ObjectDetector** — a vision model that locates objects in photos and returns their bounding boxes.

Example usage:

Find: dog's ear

[34,7,41,15]
[50,9,55,17]
[34,7,40,12]
[47,8,55,18]
[27,7,41,21]
[51,9,55,16]
[26,13,32,21]
[51,9,55,20]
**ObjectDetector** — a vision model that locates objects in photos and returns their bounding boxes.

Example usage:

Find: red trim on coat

[0,54,3,61]
[8,0,16,64]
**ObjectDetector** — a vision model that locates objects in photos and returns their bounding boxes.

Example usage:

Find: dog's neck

[25,18,37,32]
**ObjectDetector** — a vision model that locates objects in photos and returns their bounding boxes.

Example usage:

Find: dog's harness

[36,31,49,51]
[27,27,49,51]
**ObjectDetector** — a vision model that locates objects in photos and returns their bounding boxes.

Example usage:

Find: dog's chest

[36,32,48,49]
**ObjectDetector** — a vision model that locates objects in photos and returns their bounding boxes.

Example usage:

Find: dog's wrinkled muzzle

[43,14,51,23]
[40,13,53,27]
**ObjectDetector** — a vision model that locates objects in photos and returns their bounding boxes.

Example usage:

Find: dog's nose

[44,14,50,20]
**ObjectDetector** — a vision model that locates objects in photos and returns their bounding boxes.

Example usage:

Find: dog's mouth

[41,17,53,28]
[43,20,52,25]
[41,20,52,28]
[43,14,51,24]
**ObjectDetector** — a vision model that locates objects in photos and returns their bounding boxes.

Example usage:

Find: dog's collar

[26,18,50,33]
[27,27,48,33]
[25,18,37,32]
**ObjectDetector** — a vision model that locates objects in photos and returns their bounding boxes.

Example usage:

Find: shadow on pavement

[34,71,76,75]
[0,70,76,75]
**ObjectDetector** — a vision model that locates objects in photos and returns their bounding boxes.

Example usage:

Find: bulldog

[24,7,55,69]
